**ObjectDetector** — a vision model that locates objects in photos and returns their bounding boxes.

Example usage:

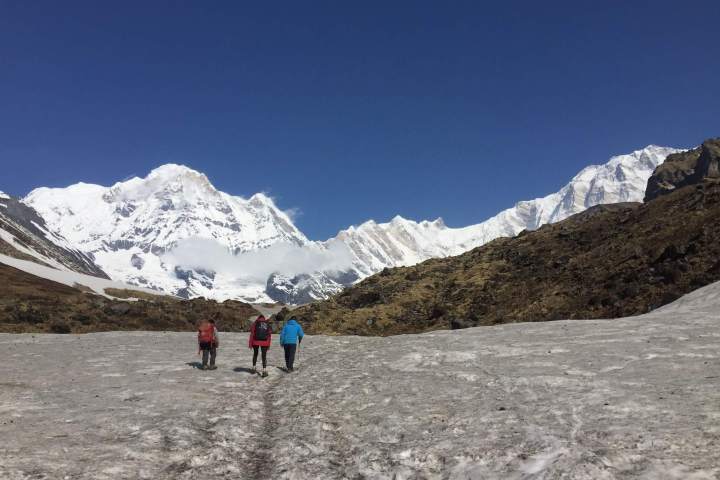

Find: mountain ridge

[0,192,108,278]
[21,144,683,303]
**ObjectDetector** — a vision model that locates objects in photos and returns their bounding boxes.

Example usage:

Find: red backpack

[198,324,215,343]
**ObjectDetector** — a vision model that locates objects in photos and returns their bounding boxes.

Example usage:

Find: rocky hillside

[0,192,108,277]
[0,262,259,334]
[292,175,720,335]
[645,138,720,201]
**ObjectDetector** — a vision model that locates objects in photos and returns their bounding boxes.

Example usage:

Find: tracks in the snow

[247,350,322,479]
[245,362,302,480]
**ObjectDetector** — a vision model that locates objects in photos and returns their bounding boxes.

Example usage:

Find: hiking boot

[261,368,268,377]
[208,365,217,370]
[251,366,257,374]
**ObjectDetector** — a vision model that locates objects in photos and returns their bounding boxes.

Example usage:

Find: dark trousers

[252,345,269,368]
[199,342,216,367]
[283,344,297,370]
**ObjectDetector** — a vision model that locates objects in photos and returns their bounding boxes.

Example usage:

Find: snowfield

[2,282,719,479]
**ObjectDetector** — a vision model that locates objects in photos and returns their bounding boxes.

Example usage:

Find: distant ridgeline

[21,145,680,305]
[291,138,720,336]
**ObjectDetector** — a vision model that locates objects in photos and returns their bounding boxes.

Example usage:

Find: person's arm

[279,326,285,346]
[214,326,220,348]
[248,322,255,348]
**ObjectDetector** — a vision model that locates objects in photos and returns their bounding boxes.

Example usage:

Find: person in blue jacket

[279,316,304,372]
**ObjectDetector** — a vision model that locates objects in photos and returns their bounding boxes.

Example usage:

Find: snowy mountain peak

[22,144,684,304]
[247,192,277,208]
[428,218,446,228]
[102,164,219,206]
[148,163,203,179]
[317,144,685,293]
[24,165,308,302]
[390,215,406,224]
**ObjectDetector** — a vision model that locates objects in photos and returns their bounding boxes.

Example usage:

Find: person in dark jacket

[248,315,272,377]
[279,317,304,372]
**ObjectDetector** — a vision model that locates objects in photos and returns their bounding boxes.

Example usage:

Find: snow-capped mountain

[317,145,682,281]
[25,164,306,301]
[0,191,108,277]
[23,145,682,304]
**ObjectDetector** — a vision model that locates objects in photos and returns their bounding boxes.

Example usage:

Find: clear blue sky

[1,1,718,239]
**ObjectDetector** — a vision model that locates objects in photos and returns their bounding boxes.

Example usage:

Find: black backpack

[254,321,270,341]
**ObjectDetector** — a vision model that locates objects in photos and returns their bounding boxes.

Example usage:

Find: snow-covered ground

[2,282,719,479]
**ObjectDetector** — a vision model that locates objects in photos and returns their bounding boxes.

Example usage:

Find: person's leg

[283,345,290,370]
[252,346,259,368]
[209,346,217,368]
[261,346,268,369]
[287,344,297,371]
[201,346,209,368]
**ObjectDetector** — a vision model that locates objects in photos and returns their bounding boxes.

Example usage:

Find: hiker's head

[208,318,216,325]
[257,315,266,322]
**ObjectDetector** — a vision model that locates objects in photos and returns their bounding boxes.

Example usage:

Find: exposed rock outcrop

[645,138,720,201]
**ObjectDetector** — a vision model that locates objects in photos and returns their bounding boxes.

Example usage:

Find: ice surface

[1,281,719,479]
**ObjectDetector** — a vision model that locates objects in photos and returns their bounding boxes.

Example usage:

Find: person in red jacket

[197,318,219,370]
[248,315,271,377]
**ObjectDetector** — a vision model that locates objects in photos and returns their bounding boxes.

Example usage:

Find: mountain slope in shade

[0,192,108,278]
[23,145,682,303]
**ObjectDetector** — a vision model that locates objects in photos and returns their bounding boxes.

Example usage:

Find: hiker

[248,314,272,377]
[197,318,219,370]
[279,316,304,372]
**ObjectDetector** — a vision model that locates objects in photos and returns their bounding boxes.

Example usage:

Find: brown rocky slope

[0,263,259,333]
[291,144,720,335]
[645,138,720,201]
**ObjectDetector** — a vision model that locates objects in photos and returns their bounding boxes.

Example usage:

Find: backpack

[198,324,215,343]
[254,320,270,341]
